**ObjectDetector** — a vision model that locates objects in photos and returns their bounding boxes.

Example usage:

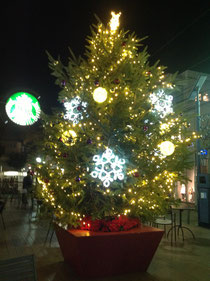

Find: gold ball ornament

[159,141,175,156]
[93,87,107,103]
[62,130,77,146]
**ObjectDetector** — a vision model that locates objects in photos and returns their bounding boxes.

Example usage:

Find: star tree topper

[109,11,121,33]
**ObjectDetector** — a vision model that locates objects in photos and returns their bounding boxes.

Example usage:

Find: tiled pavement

[0,199,210,281]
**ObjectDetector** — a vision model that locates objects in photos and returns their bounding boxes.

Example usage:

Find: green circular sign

[5,92,41,126]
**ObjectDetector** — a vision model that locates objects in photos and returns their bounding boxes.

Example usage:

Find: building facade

[173,70,210,203]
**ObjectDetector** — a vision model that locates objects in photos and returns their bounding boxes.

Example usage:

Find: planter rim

[55,224,164,277]
[55,224,163,238]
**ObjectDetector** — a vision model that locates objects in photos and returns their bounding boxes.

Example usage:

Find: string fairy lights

[35,10,199,228]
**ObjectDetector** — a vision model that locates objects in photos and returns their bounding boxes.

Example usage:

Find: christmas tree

[36,12,197,230]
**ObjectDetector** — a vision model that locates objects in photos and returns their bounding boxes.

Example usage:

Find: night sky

[0,0,210,121]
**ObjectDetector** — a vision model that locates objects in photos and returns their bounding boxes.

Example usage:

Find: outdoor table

[167,202,196,241]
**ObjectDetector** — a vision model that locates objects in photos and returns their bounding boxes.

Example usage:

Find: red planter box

[55,224,164,278]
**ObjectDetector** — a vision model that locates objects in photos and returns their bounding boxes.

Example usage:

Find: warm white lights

[4,171,19,176]
[90,148,125,187]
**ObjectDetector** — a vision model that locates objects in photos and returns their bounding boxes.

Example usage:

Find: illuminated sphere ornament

[159,141,175,156]
[90,148,125,188]
[5,92,41,126]
[62,130,77,146]
[93,87,107,103]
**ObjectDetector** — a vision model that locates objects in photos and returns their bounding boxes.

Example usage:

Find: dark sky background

[0,0,210,132]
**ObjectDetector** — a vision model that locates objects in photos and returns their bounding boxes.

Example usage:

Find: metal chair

[44,216,55,246]
[154,211,176,245]
[0,255,37,281]
[0,199,7,229]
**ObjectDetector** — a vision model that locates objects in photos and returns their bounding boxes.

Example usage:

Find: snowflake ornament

[90,148,126,188]
[64,96,88,124]
[150,90,173,118]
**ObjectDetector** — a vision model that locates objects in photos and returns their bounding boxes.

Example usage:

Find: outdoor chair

[44,215,55,246]
[154,210,176,245]
[0,254,37,281]
[0,199,7,229]
[9,185,19,203]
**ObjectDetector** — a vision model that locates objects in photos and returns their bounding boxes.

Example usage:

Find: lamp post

[189,75,207,199]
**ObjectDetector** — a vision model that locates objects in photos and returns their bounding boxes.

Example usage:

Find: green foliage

[35,14,196,227]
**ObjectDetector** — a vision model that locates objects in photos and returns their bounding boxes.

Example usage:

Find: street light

[36,157,42,163]
[189,75,207,176]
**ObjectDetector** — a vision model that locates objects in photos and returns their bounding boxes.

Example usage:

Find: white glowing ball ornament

[159,141,175,156]
[93,87,107,103]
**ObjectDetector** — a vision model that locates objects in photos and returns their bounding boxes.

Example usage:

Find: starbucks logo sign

[5,92,41,126]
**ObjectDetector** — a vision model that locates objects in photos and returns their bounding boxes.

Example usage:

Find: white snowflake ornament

[64,96,88,124]
[150,90,173,118]
[90,148,126,188]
